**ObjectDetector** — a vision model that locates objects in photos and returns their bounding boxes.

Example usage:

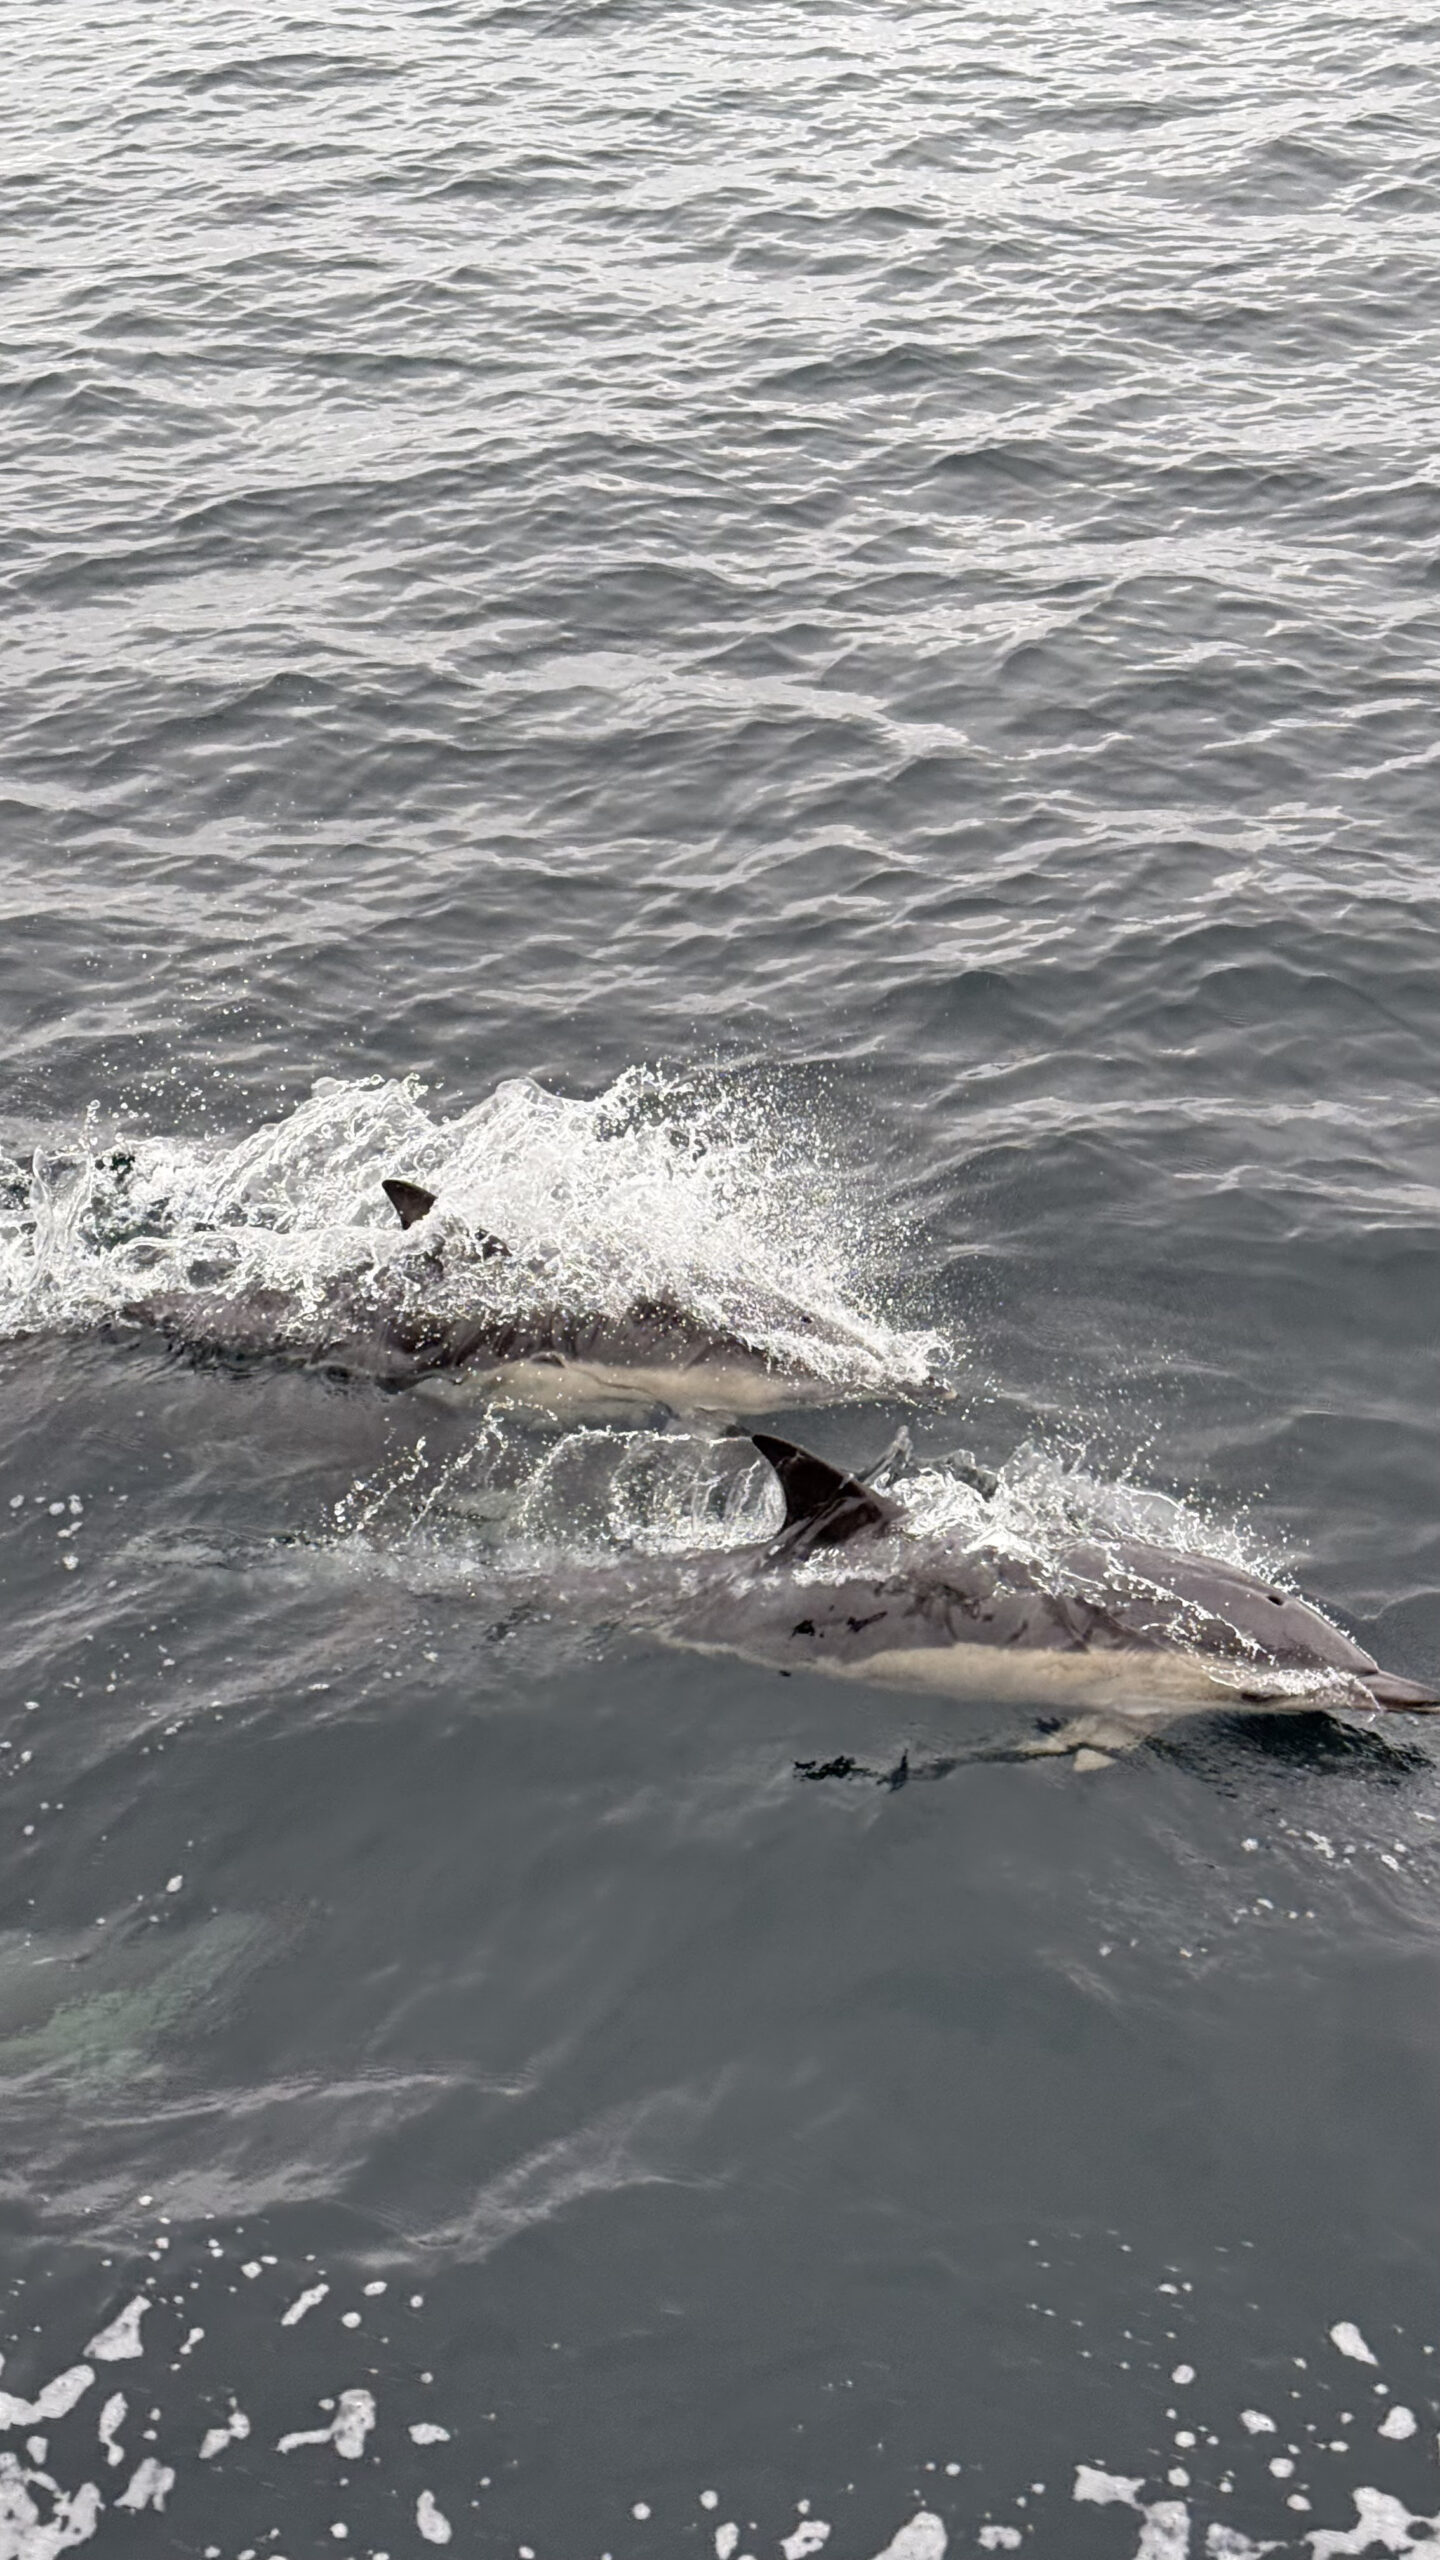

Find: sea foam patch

[0,2231,1432,2556]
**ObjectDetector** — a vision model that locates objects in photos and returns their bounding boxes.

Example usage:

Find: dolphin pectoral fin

[383,1178,439,1229]
[1011,1730,1074,1762]
[1016,1712,1148,1767]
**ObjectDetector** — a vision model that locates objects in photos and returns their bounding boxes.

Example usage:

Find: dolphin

[646,1431,1438,1766]
[115,1180,926,1422]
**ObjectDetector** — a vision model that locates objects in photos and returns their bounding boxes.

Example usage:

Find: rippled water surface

[3,0,1440,2551]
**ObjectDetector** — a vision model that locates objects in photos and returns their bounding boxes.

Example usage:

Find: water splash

[0,1071,948,1393]
[899,1441,1281,1584]
[333,1421,1286,1599]
[329,1421,782,1579]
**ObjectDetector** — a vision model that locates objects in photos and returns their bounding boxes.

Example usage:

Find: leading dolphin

[649,1432,1438,1765]
[117,1180,931,1421]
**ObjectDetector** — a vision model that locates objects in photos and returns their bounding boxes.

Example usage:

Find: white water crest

[0,1070,948,1394]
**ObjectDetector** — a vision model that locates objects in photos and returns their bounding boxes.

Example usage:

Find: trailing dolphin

[644,1431,1438,1765]
[114,1179,934,1421]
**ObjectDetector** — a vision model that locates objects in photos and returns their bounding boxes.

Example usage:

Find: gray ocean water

[3,0,1440,2552]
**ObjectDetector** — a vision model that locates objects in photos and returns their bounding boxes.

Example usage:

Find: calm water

[2,0,1440,2552]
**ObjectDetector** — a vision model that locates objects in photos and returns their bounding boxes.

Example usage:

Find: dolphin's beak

[1364,1670,1440,1710]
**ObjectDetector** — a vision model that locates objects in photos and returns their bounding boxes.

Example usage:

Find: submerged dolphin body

[648,1432,1438,1765]
[118,1180,921,1421]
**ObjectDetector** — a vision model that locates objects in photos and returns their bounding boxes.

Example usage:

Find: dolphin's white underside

[809,1640,1367,1714]
[669,1628,1381,1760]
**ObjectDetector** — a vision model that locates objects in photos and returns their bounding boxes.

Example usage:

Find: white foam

[866,2517,947,2560]
[1134,2504,1189,2560]
[277,2422,334,2454]
[0,2451,103,2553]
[84,2300,148,2364]
[335,2389,378,2462]
[199,2406,250,2460]
[0,2367,94,2431]
[1206,2532,1280,2556]
[1377,2408,1417,2441]
[416,2489,453,2545]
[114,2457,174,2512]
[96,2395,126,2470]
[1074,2469,1195,2559]
[408,2423,450,2446]
[1307,2488,1440,2556]
[1075,2469,1146,2509]
[277,2389,375,2461]
[978,2532,1021,2552]
[280,2284,328,2327]
[782,2525,831,2558]
[716,2527,739,2559]
[1330,2325,1380,2368]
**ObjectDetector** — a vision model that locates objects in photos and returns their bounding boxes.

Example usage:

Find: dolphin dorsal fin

[383,1176,510,1260]
[750,1432,901,1554]
[384,1178,438,1230]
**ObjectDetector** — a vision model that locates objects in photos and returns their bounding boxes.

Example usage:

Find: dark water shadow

[1152,1706,1435,1787]
[796,1709,1436,1794]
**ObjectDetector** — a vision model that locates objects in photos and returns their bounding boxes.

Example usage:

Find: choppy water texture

[3,0,1440,2551]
